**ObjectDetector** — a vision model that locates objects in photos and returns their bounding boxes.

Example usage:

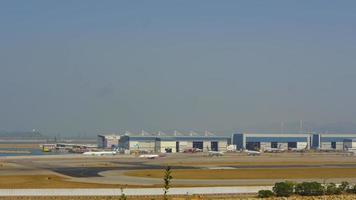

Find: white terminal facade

[118,135,230,153]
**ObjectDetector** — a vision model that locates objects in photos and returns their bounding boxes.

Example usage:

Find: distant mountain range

[0,131,44,139]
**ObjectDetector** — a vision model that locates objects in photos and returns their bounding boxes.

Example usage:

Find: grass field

[0,175,124,188]
[125,168,356,179]
[0,143,40,148]
[1,194,356,200]
[167,161,356,167]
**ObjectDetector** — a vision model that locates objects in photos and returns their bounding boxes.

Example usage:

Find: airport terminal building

[97,134,121,149]
[233,132,356,151]
[98,132,356,152]
[312,133,356,150]
[118,135,230,153]
[232,132,311,151]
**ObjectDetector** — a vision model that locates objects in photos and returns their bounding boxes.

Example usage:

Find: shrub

[346,184,356,194]
[295,182,324,196]
[325,183,342,195]
[258,190,274,198]
[339,181,350,192]
[273,181,295,197]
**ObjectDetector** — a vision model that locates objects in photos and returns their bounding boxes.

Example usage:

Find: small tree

[119,186,127,200]
[258,190,274,198]
[163,166,173,200]
[295,182,324,196]
[339,181,350,192]
[347,184,356,194]
[273,181,295,197]
[325,183,342,195]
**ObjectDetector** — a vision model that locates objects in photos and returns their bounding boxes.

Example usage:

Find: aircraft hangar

[103,132,356,153]
[118,135,230,153]
[232,132,311,151]
[312,133,356,150]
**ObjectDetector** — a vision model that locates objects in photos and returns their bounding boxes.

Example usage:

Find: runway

[0,186,272,196]
[4,152,356,188]
[68,169,356,186]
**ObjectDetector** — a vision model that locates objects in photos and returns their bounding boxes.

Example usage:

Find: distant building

[118,135,230,153]
[343,138,356,150]
[101,131,356,152]
[118,136,160,153]
[313,133,356,150]
[159,136,230,153]
[232,132,311,151]
[97,134,121,149]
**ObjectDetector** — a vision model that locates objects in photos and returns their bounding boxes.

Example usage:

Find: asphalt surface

[5,153,356,187]
[51,163,197,177]
[66,169,356,186]
[52,163,356,178]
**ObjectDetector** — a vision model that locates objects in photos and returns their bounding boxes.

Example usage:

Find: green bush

[339,181,350,192]
[295,182,324,196]
[325,183,342,195]
[273,181,295,197]
[346,184,356,194]
[258,190,274,198]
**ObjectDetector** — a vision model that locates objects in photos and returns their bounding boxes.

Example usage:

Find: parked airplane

[139,154,159,159]
[344,147,356,156]
[264,147,285,153]
[290,145,308,152]
[244,149,261,156]
[208,151,224,157]
[183,148,203,153]
[82,150,117,156]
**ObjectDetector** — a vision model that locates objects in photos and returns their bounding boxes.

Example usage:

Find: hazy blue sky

[1,1,356,136]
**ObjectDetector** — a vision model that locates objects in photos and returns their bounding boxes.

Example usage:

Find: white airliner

[83,150,118,156]
[290,146,308,152]
[344,147,356,156]
[208,151,224,157]
[244,149,261,156]
[139,154,159,159]
[264,147,285,153]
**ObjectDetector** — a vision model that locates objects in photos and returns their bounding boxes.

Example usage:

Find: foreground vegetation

[258,180,356,198]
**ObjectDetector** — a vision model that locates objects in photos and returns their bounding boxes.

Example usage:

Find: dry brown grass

[1,194,356,200]
[125,168,356,179]
[168,161,356,167]
[0,143,40,149]
[0,175,124,188]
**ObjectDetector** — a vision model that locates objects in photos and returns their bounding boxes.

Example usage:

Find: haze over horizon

[1,1,356,136]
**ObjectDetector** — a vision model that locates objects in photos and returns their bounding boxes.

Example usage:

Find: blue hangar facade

[232,132,356,151]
